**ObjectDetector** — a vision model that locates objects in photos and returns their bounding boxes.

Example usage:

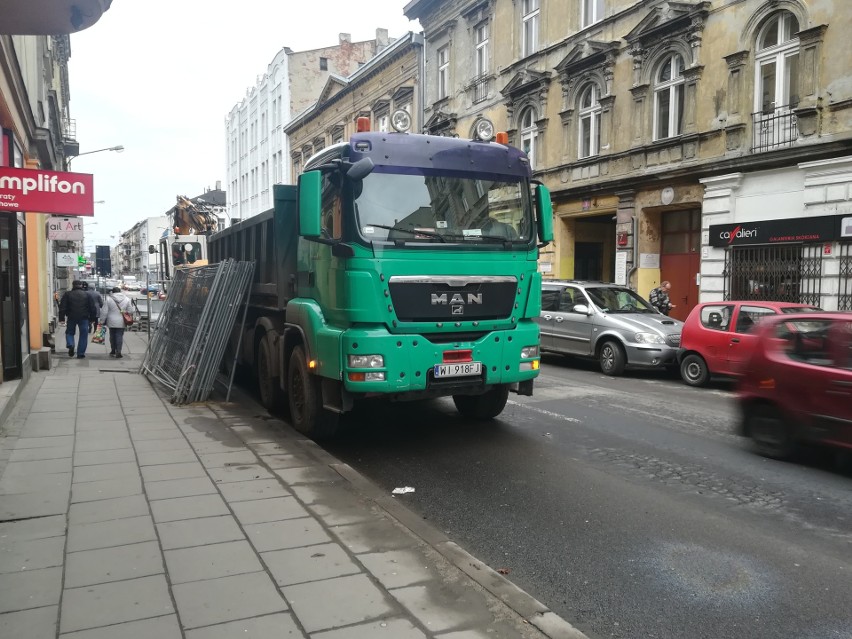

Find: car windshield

[354,169,532,247]
[585,286,657,314]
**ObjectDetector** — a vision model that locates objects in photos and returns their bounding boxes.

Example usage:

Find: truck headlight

[348,354,384,368]
[634,332,665,344]
[520,345,539,358]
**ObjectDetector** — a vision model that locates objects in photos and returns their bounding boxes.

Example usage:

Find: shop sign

[0,167,94,216]
[56,253,78,267]
[709,215,840,247]
[48,217,84,240]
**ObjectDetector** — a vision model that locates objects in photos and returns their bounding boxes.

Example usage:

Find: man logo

[431,293,483,305]
[451,305,464,315]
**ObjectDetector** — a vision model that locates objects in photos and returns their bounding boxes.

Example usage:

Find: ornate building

[405,0,852,317]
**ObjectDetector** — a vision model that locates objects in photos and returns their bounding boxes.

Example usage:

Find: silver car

[536,280,683,376]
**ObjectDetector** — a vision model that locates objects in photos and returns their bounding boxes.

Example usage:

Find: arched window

[653,53,685,140]
[519,107,538,168]
[578,84,602,158]
[755,11,800,114]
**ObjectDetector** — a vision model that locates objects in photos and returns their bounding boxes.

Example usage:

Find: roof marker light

[356,116,371,132]
[495,131,509,145]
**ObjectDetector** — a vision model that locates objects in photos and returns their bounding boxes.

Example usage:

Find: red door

[660,253,699,322]
[660,210,701,322]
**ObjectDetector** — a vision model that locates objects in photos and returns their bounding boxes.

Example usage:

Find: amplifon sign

[0,167,94,216]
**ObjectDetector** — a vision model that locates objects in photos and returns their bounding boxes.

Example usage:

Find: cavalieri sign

[0,167,94,216]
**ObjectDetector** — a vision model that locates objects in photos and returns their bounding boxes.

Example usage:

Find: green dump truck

[208,120,553,438]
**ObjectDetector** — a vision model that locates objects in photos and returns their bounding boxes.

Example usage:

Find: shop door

[0,215,25,380]
[661,210,701,322]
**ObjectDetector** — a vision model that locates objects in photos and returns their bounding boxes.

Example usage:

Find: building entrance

[0,214,28,380]
[660,209,700,321]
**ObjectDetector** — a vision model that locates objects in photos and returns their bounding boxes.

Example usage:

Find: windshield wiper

[367,224,446,243]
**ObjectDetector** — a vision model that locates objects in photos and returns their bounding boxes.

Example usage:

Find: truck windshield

[353,169,532,247]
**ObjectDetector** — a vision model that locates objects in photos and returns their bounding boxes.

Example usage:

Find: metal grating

[839,242,852,311]
[139,259,255,404]
[723,243,822,306]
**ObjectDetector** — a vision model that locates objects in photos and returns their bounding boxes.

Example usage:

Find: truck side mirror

[535,184,554,243]
[298,171,322,238]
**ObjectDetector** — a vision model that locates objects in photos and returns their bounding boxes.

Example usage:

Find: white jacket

[99,293,133,329]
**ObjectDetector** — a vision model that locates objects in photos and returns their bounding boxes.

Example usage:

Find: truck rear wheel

[453,385,509,421]
[287,345,339,439]
[257,334,284,412]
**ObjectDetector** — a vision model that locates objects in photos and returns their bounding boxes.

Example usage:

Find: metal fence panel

[140,259,255,404]
[840,242,852,311]
[723,243,822,306]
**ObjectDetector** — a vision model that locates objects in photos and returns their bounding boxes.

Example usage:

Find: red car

[736,312,852,458]
[678,301,818,386]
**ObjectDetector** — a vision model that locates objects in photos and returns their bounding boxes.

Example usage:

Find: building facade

[405,0,852,318]
[284,32,423,183]
[225,30,394,221]
[117,216,170,282]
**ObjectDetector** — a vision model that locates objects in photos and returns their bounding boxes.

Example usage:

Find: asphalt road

[323,355,852,639]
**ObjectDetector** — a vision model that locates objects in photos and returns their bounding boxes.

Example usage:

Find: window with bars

[839,242,852,311]
[723,244,822,306]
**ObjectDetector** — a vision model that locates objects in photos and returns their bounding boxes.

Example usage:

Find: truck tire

[287,345,339,439]
[257,334,284,412]
[453,385,509,421]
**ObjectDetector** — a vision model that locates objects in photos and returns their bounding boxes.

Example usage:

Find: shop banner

[48,217,84,240]
[709,215,840,247]
[0,166,94,216]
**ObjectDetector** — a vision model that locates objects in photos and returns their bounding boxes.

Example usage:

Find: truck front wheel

[453,385,509,421]
[287,346,339,439]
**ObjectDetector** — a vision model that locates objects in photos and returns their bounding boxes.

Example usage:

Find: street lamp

[67,145,124,169]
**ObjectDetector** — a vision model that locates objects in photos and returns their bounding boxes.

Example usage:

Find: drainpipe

[414,32,425,132]
[626,215,638,290]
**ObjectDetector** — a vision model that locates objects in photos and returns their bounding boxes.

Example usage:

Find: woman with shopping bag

[99,287,133,358]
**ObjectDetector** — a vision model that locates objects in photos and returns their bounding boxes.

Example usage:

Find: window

[755,11,800,114]
[437,46,450,98]
[654,53,685,140]
[522,0,539,58]
[475,22,489,77]
[319,57,328,71]
[735,305,776,334]
[519,107,538,168]
[582,0,603,28]
[700,305,734,331]
[578,84,601,158]
[377,113,389,132]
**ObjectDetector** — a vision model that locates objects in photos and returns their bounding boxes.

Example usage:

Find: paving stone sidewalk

[0,329,587,639]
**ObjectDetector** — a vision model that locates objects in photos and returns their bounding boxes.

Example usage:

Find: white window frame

[578,84,602,158]
[475,22,489,77]
[520,107,538,168]
[437,45,450,99]
[582,0,604,28]
[522,0,540,58]
[754,11,800,115]
[653,53,685,141]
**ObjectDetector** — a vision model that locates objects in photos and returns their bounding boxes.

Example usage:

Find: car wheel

[745,404,796,460]
[599,341,626,376]
[680,353,709,387]
[453,385,509,421]
[287,345,339,440]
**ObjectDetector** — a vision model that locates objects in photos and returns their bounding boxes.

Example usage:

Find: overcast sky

[70,0,420,250]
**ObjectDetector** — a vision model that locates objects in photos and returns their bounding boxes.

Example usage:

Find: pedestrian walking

[99,287,133,358]
[649,281,676,316]
[58,280,98,358]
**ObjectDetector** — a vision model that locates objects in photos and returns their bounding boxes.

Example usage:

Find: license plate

[433,362,482,378]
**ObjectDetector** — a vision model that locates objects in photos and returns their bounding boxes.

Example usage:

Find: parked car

[736,312,852,458]
[536,280,683,375]
[140,283,161,296]
[133,298,166,329]
[678,301,819,386]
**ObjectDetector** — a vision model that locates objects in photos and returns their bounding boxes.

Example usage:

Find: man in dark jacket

[58,280,98,358]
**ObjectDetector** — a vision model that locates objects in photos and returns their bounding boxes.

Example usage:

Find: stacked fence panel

[140,259,255,405]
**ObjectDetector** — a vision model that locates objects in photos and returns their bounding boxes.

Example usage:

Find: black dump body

[207,185,298,310]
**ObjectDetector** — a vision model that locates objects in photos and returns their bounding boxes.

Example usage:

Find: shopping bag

[92,325,107,344]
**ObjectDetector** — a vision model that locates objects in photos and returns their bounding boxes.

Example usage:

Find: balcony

[467,75,491,105]
[751,106,798,153]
